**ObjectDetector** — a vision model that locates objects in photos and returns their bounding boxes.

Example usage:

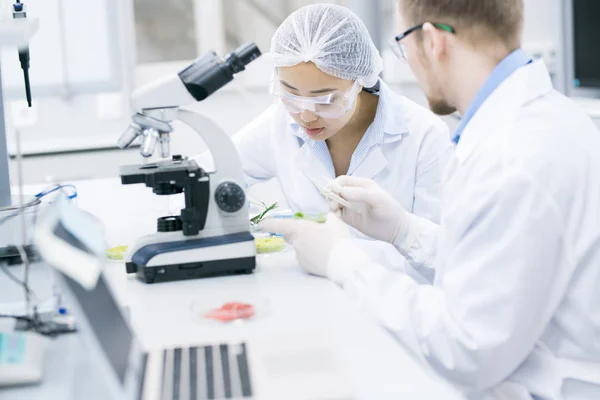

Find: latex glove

[259,213,350,278]
[328,176,411,245]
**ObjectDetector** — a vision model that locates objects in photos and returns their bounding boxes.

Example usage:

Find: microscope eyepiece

[236,43,262,65]
[225,43,262,73]
[178,43,262,102]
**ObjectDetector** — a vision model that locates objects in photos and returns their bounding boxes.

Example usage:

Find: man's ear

[422,22,448,62]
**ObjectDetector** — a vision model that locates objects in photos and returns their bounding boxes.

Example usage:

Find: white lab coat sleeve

[384,209,440,284]
[395,119,451,282]
[412,119,452,224]
[231,105,279,187]
[327,171,570,392]
[389,211,440,285]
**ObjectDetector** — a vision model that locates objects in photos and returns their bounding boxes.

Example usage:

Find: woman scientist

[217,4,451,226]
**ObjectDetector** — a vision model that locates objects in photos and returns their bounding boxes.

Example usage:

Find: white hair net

[270,4,384,88]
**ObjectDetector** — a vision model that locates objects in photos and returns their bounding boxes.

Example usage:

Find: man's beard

[427,96,457,116]
[418,46,457,116]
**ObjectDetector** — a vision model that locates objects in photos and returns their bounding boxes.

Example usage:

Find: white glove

[328,176,412,245]
[259,213,350,278]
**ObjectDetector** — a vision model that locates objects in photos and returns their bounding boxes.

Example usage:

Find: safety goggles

[269,77,362,119]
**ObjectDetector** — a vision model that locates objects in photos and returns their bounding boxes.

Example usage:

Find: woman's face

[276,62,359,141]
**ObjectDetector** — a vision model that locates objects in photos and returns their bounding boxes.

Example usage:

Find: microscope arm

[176,109,243,188]
[131,74,196,112]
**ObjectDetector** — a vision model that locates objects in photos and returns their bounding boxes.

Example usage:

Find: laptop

[38,195,353,400]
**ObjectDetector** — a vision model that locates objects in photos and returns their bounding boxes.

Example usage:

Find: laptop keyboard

[160,343,253,400]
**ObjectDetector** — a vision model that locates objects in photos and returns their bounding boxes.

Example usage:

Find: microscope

[117,43,261,284]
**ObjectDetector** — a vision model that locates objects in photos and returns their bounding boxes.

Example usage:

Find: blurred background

[0,0,594,194]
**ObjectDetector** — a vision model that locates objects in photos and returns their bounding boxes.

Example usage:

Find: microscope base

[126,256,255,284]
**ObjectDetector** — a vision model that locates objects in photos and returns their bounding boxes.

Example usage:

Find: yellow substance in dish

[106,245,127,260]
[255,237,286,254]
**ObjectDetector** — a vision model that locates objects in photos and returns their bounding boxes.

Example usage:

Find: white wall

[523,0,560,42]
[5,0,571,188]
[522,0,564,90]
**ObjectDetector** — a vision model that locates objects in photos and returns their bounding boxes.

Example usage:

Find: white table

[1,177,464,399]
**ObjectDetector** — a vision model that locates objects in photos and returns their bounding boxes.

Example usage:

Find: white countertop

[2,177,464,399]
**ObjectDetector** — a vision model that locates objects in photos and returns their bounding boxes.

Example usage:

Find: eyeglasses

[269,77,362,119]
[389,23,455,61]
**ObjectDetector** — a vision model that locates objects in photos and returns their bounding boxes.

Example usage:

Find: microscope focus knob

[157,216,183,232]
[215,182,246,213]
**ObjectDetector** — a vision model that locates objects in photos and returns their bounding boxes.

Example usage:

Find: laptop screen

[62,272,134,385]
[55,219,134,386]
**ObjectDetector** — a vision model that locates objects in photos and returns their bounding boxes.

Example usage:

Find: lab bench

[0,177,464,400]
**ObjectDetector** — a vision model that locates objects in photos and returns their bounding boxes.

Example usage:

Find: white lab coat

[327,61,600,399]
[231,80,452,226]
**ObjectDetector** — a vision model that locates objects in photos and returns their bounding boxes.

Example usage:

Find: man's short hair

[400,0,524,49]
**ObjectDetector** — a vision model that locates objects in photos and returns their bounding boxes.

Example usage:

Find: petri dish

[106,245,128,261]
[255,236,287,254]
[190,295,270,325]
[270,210,327,223]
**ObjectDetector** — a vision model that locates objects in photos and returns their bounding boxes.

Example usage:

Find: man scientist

[261,0,600,398]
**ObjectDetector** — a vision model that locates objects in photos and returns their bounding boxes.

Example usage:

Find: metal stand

[0,17,39,208]
[0,64,12,207]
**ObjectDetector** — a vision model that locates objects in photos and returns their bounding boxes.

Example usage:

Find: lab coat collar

[378,80,410,142]
[347,81,406,178]
[293,137,389,182]
[293,143,335,181]
[455,61,554,164]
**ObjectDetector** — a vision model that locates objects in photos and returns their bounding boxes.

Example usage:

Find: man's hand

[329,176,412,245]
[259,213,350,278]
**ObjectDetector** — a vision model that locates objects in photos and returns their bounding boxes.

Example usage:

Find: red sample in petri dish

[204,302,255,322]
